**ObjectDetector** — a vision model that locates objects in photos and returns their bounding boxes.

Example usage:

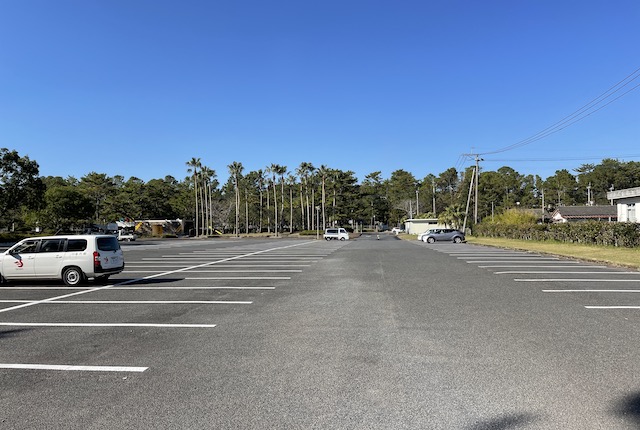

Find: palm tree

[318,165,329,229]
[286,173,297,233]
[186,157,201,236]
[227,161,243,237]
[296,162,315,230]
[256,170,265,233]
[268,164,283,237]
[439,204,465,229]
[200,166,216,235]
[295,164,307,229]
[275,165,287,228]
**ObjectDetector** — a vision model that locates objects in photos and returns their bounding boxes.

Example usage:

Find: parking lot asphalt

[1,234,640,429]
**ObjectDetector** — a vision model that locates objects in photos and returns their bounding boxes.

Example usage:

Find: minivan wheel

[453,237,463,243]
[339,237,345,241]
[63,267,85,286]
[427,237,436,244]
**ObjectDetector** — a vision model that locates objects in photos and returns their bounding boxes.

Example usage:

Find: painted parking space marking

[184,277,291,280]
[585,306,640,309]
[0,287,91,290]
[543,290,640,293]
[515,279,640,282]
[437,245,640,312]
[126,264,310,267]
[109,286,276,290]
[0,363,148,372]
[462,257,561,261]
[0,240,314,315]
[135,269,302,273]
[0,300,252,304]
[495,271,640,275]
[0,322,217,328]
[478,265,592,268]
[3,286,273,290]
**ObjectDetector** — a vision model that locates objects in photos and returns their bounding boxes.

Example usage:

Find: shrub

[476,220,640,248]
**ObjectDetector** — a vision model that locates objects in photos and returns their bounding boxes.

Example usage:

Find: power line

[486,153,640,163]
[470,66,640,157]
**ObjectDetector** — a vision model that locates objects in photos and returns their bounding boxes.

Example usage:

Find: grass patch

[467,236,640,270]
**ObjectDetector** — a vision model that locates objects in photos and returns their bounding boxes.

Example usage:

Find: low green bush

[475,220,640,248]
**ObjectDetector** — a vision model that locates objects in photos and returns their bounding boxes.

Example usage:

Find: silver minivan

[0,235,125,285]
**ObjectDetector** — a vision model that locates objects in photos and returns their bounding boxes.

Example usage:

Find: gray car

[421,228,465,243]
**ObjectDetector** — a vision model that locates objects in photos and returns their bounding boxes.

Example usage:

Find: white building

[403,218,447,235]
[606,187,639,222]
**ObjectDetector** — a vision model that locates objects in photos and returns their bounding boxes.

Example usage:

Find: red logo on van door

[15,260,23,268]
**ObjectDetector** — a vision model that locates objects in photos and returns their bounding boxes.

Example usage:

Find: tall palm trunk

[266,189,270,233]
[289,183,294,233]
[273,178,278,237]
[299,183,305,229]
[245,188,249,233]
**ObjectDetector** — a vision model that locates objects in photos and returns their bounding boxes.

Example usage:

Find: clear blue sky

[1,0,638,185]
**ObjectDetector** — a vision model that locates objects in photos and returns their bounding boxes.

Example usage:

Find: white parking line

[0,286,276,290]
[543,290,640,293]
[0,322,217,328]
[0,287,91,290]
[478,265,587,268]
[585,306,640,309]
[135,270,301,273]
[184,277,291,280]
[0,363,148,372]
[111,286,276,290]
[495,271,639,275]
[0,300,252,304]
[515,279,640,282]
[466,260,561,263]
[126,264,310,267]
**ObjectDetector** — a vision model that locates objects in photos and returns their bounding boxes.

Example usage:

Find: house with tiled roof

[551,205,617,223]
[606,186,640,223]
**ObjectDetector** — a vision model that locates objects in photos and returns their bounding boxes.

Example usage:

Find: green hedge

[474,221,640,248]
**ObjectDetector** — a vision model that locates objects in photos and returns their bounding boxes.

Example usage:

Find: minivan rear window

[97,236,120,251]
[67,239,87,252]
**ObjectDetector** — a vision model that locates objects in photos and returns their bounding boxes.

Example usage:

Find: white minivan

[0,235,125,285]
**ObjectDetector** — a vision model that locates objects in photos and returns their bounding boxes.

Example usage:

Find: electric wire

[461,67,640,160]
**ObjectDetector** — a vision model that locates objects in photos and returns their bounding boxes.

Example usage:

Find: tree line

[1,147,639,235]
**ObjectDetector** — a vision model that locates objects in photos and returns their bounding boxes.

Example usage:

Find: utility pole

[462,153,483,224]
[474,155,481,223]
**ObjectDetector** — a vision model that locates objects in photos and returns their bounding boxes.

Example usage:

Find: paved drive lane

[1,235,640,429]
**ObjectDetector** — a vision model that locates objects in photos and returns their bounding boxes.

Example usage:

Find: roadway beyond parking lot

[1,235,640,429]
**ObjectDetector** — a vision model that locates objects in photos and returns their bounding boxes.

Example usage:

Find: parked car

[0,235,125,285]
[417,230,435,241]
[323,228,350,241]
[391,227,404,234]
[421,229,466,243]
[117,230,137,241]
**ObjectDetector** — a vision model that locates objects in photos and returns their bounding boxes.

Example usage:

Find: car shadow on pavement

[0,328,33,339]
[612,392,640,426]
[465,412,541,430]
[118,277,184,285]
